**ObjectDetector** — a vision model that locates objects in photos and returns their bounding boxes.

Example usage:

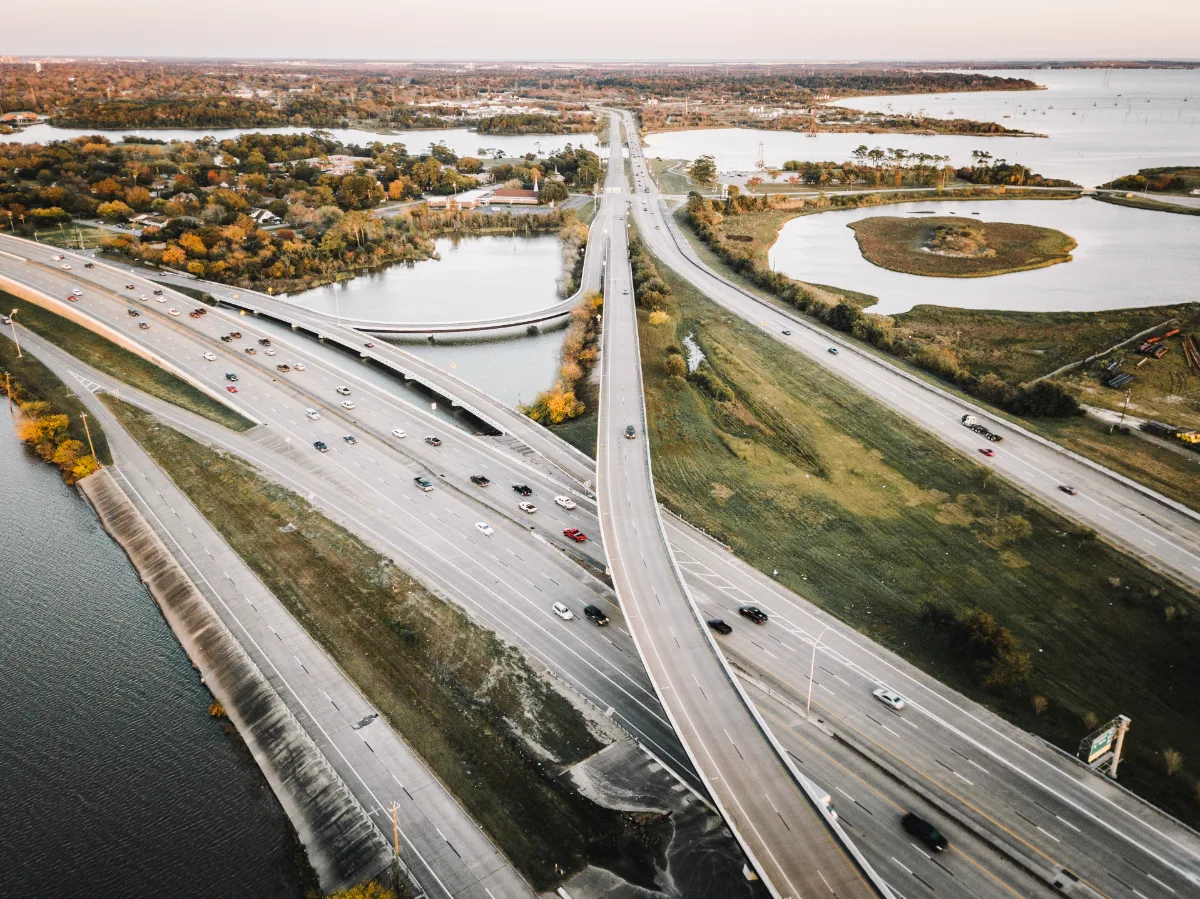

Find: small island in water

[848,216,1076,278]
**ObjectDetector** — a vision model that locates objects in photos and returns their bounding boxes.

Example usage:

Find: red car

[66,294,79,302]
[563,528,587,543]
[226,385,239,393]
[979,448,995,457]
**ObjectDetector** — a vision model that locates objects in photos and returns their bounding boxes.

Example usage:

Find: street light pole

[8,309,21,358]
[81,412,98,464]
[805,625,831,721]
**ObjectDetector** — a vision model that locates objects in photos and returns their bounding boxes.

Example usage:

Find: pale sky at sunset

[7,0,1200,60]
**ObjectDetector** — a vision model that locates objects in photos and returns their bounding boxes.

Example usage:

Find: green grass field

[640,249,1200,826]
[0,332,112,464]
[104,398,657,889]
[31,224,110,250]
[1,291,253,432]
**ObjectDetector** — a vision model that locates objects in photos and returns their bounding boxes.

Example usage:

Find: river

[0,414,306,898]
[4,123,599,160]
[643,69,1200,188]
[768,196,1200,316]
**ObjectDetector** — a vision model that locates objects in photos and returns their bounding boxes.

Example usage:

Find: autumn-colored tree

[91,177,123,199]
[664,354,687,378]
[124,186,152,211]
[96,200,134,222]
[178,232,208,258]
[162,246,188,266]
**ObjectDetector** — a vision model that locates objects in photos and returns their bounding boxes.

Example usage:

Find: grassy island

[848,216,1076,278]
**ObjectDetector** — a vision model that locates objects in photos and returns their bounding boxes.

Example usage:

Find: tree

[664,354,687,378]
[96,200,134,222]
[537,180,569,205]
[690,154,717,186]
[162,246,188,266]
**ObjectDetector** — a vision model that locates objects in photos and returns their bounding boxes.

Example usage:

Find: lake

[0,415,305,898]
[768,197,1200,315]
[644,69,1200,188]
[4,123,599,160]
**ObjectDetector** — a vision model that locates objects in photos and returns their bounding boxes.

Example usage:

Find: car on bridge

[138,322,149,330]
[425,436,442,447]
[276,364,291,373]
[168,308,180,316]
[513,484,533,496]
[470,475,490,487]
[979,448,996,458]
[873,687,907,711]
[341,401,355,410]
[624,424,636,439]
[391,428,406,438]
[475,522,494,536]
[563,528,587,543]
[552,602,574,620]
[225,372,239,382]
[1059,485,1077,496]
[294,362,306,371]
[828,347,838,355]
[258,338,271,346]
[554,495,576,510]
[225,385,238,393]
[902,813,948,852]
[584,605,609,626]
[343,435,357,445]
[314,441,328,453]
[707,618,733,635]
[738,606,768,624]
[127,308,139,316]
[305,408,320,420]
[336,386,351,396]
[203,352,216,361]
[414,477,434,492]
[517,501,537,514]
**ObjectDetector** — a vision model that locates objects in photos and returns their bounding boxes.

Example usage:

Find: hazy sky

[7,0,1200,60]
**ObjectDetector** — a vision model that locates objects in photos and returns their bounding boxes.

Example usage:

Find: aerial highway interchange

[1,110,1198,899]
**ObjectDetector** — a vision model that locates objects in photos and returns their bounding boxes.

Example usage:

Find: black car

[220,334,233,342]
[513,484,533,496]
[470,475,490,487]
[738,606,768,624]
[902,813,948,852]
[624,424,636,439]
[707,618,733,635]
[313,441,328,453]
[258,338,271,346]
[127,308,140,316]
[424,435,442,447]
[84,262,95,269]
[225,373,238,381]
[583,605,609,626]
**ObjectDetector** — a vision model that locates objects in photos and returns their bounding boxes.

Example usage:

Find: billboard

[1086,725,1117,764]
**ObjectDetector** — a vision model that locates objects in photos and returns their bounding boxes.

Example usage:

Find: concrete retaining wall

[77,468,393,893]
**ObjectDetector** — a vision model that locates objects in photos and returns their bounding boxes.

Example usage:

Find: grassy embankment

[1092,193,1200,217]
[637,246,1200,827]
[103,397,663,889]
[677,204,1200,510]
[1,331,111,464]
[1100,166,1200,196]
[1,291,253,432]
[31,223,111,249]
[848,216,1076,278]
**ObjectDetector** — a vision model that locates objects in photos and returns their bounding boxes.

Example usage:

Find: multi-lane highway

[3,109,1199,899]
[595,114,886,898]
[617,109,1200,594]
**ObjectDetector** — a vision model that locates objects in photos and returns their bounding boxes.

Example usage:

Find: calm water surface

[645,69,1200,188]
[769,197,1200,315]
[0,415,304,899]
[6,123,599,160]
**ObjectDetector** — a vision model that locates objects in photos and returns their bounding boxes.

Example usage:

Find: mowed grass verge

[102,398,648,889]
[2,291,253,432]
[0,331,112,464]
[640,255,1200,827]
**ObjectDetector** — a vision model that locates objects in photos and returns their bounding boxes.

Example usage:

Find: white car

[475,522,494,536]
[391,428,406,438]
[168,307,180,316]
[293,362,306,371]
[341,400,355,410]
[518,501,537,514]
[265,348,276,356]
[305,408,321,421]
[139,295,148,301]
[60,263,71,270]
[202,352,216,361]
[335,385,351,396]
[872,687,907,711]
[156,296,167,303]
[554,495,577,510]
[552,602,574,620]
[71,289,83,297]
[53,254,64,261]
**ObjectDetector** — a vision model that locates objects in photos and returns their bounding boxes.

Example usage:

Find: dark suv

[902,813,948,852]
[738,606,768,624]
[707,618,733,635]
[470,475,490,487]
[513,484,533,496]
[583,605,609,626]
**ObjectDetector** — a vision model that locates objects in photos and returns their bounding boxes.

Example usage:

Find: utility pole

[8,309,21,358]
[5,371,11,412]
[389,801,402,886]
[805,625,831,721]
[81,412,98,463]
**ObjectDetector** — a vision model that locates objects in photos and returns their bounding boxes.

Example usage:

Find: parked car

[314,441,328,453]
[584,605,609,626]
[555,495,577,510]
[707,618,733,635]
[552,602,574,620]
[902,813,948,852]
[624,424,636,439]
[424,436,442,447]
[475,522,494,536]
[414,477,433,492]
[563,528,587,543]
[470,475,490,487]
[391,428,406,438]
[513,484,533,496]
[738,605,768,624]
[1059,485,1077,496]
[518,501,537,514]
[343,435,357,445]
[873,687,907,711]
